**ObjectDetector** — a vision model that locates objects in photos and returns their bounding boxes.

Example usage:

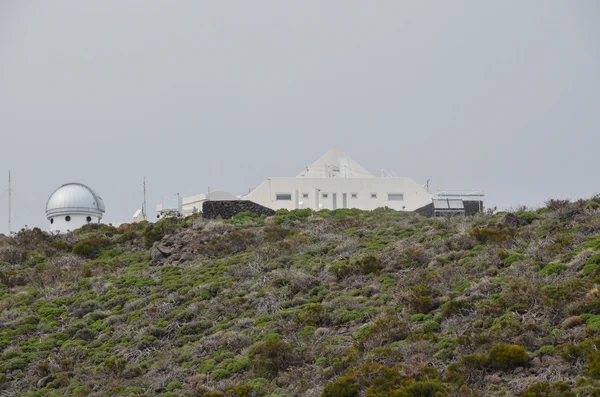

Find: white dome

[46,183,105,219]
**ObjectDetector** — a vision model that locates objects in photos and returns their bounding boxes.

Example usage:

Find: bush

[534,346,556,356]
[540,263,567,276]
[471,227,512,244]
[522,382,575,397]
[250,340,296,378]
[356,317,408,350]
[587,351,600,379]
[166,381,182,391]
[420,320,440,333]
[142,217,179,248]
[487,344,529,370]
[72,237,111,259]
[583,255,600,276]
[321,376,360,397]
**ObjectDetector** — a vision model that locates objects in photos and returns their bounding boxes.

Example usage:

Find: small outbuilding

[46,183,105,233]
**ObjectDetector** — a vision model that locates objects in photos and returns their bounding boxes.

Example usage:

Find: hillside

[1,198,600,397]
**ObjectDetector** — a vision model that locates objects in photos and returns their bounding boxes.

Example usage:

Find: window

[351,193,358,199]
[388,193,404,201]
[302,193,309,199]
[65,216,71,222]
[86,216,92,222]
[50,218,54,224]
[322,193,328,199]
[370,193,377,199]
[276,193,292,201]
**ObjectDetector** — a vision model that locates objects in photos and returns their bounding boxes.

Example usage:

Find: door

[332,193,337,210]
[342,193,347,209]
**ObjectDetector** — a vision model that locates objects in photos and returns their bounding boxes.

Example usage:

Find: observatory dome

[46,183,105,232]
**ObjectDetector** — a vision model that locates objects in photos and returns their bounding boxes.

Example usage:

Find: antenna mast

[8,170,12,235]
[142,177,147,221]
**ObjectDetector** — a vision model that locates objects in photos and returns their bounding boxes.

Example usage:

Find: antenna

[142,177,147,221]
[8,170,12,235]
[424,179,431,193]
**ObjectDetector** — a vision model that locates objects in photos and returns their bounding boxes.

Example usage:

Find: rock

[98,333,111,342]
[179,252,195,263]
[513,366,524,375]
[531,357,542,367]
[151,247,166,264]
[485,375,502,384]
[37,376,55,389]
[501,213,526,227]
[156,243,173,256]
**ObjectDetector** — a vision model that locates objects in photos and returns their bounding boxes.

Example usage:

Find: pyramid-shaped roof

[297,148,374,178]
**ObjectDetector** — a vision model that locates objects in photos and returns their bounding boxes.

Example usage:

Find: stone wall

[202,200,276,220]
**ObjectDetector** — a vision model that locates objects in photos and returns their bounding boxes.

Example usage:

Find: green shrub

[142,217,179,248]
[539,263,567,276]
[588,351,600,379]
[487,344,529,370]
[582,314,600,334]
[409,313,425,322]
[211,369,230,380]
[534,345,556,356]
[522,382,575,397]
[250,340,296,379]
[471,227,512,244]
[583,255,600,276]
[356,317,408,350]
[321,376,360,397]
[72,237,111,259]
[166,381,182,391]
[420,320,440,333]
[225,385,255,397]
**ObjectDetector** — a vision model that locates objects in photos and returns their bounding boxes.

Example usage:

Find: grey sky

[1,1,599,233]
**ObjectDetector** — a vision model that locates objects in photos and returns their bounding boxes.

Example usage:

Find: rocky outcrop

[202,200,275,220]
[149,222,241,266]
[501,212,527,227]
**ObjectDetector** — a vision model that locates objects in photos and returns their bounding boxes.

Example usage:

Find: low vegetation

[0,196,599,396]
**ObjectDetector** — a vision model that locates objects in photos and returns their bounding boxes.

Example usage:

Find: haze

[1,1,599,234]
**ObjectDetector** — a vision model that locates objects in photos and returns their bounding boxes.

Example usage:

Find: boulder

[37,376,55,389]
[501,213,526,227]
[151,246,166,264]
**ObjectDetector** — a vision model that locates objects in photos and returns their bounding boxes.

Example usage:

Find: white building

[156,190,237,218]
[242,148,433,211]
[46,183,105,232]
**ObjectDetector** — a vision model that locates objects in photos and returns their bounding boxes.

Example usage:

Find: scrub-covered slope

[1,197,600,397]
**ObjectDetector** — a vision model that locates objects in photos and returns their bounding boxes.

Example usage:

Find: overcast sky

[1,1,599,233]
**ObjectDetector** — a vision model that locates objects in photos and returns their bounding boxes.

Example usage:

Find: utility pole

[142,177,147,221]
[8,170,12,235]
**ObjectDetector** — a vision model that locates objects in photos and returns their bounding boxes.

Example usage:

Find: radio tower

[142,177,147,221]
[8,170,12,235]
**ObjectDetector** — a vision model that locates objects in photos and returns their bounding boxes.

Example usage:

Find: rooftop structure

[46,183,105,232]
[242,148,433,211]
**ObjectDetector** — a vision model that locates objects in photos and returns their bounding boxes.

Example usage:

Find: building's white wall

[49,214,101,233]
[181,191,237,215]
[243,177,432,211]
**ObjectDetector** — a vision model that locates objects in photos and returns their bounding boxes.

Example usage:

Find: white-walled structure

[156,190,237,218]
[242,148,433,211]
[46,183,105,232]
